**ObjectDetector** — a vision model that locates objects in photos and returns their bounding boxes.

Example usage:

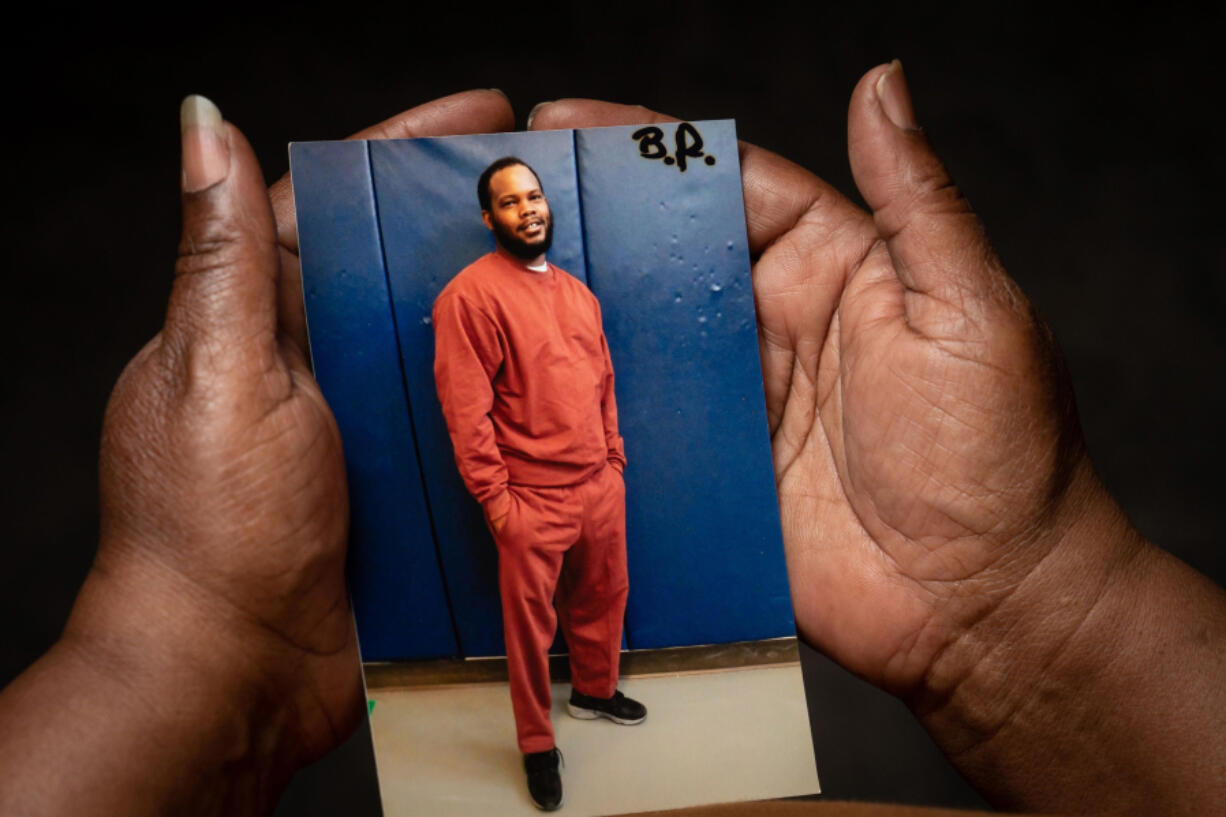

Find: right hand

[531,63,1115,691]
[527,64,1179,811]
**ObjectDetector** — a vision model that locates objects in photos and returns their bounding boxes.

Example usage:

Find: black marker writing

[675,122,702,172]
[631,126,669,160]
[632,123,717,172]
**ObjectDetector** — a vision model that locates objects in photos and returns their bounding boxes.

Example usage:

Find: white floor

[368,664,819,816]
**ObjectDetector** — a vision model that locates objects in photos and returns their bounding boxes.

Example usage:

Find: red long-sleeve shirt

[432,252,626,521]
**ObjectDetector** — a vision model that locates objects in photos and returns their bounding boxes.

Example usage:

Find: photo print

[290,120,820,816]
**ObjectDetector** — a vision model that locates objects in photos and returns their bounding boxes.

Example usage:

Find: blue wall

[576,122,794,647]
[291,122,794,662]
[291,140,457,660]
[371,132,583,658]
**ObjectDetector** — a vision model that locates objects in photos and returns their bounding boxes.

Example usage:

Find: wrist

[1,569,297,816]
[57,549,336,809]
[906,463,1150,807]
[68,633,291,813]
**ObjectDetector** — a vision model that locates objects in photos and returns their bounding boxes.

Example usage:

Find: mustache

[493,212,554,260]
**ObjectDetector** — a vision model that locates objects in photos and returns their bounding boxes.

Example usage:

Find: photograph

[5,10,1225,817]
[290,121,820,815]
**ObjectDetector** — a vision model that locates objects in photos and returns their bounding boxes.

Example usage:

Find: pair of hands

[73,64,1174,812]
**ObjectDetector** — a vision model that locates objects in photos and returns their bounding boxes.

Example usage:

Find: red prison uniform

[432,251,629,754]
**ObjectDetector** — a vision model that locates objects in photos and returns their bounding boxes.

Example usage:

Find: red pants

[493,464,629,754]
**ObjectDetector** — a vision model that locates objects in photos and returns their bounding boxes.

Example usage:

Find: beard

[493,215,554,261]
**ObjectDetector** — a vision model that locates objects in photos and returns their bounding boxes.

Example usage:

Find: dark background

[3,3,1223,813]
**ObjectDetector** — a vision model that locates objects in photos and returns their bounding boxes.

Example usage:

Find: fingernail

[179,95,230,192]
[875,60,918,131]
[488,88,510,103]
[526,100,554,130]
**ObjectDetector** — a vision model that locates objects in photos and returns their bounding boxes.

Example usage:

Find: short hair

[477,157,543,212]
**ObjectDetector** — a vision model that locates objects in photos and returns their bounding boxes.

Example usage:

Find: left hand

[9,90,515,814]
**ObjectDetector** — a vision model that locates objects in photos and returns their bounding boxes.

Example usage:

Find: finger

[527,99,673,130]
[269,89,516,353]
[847,62,1015,321]
[530,98,879,442]
[165,95,279,367]
[269,89,515,256]
[527,98,872,258]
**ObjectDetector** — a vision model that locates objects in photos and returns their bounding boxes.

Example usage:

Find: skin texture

[0,89,515,817]
[527,64,1226,815]
[1,68,1223,816]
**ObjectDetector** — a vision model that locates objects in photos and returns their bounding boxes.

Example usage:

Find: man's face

[483,164,553,261]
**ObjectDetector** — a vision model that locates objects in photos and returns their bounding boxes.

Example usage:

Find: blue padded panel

[290,141,458,661]
[575,121,795,648]
[370,132,583,657]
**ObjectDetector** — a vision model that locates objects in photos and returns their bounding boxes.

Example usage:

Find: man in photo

[432,157,647,811]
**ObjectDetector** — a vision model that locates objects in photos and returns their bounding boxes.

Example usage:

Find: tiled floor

[368,664,819,816]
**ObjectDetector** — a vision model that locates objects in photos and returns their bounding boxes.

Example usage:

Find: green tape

[368,700,376,716]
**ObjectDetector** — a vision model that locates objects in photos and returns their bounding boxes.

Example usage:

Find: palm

[530,98,1082,695]
[758,226,1061,692]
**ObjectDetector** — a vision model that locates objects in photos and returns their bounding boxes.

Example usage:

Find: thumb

[165,95,278,361]
[848,62,1011,319]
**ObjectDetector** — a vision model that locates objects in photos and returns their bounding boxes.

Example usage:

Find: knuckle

[175,230,245,280]
[176,200,271,280]
[907,164,972,219]
[106,335,171,411]
[100,338,176,471]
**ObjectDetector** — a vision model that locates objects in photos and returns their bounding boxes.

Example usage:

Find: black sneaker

[567,689,647,725]
[523,747,563,811]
